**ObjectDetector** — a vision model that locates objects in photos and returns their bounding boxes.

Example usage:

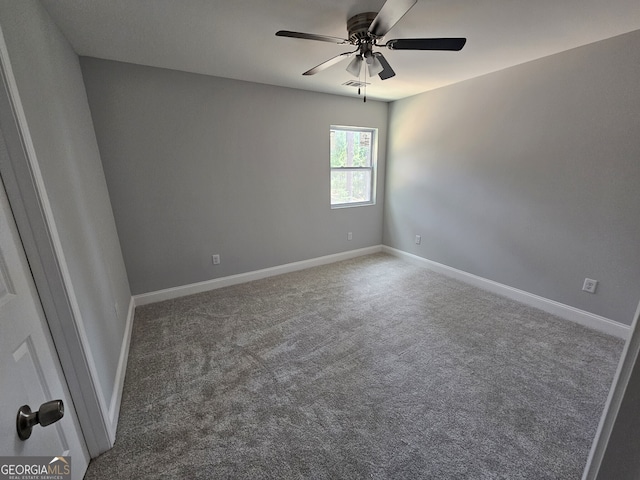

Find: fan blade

[386,38,467,51]
[373,53,396,80]
[303,52,354,75]
[276,30,349,44]
[368,0,417,38]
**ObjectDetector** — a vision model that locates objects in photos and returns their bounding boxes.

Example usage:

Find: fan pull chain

[364,62,367,103]
[359,58,363,98]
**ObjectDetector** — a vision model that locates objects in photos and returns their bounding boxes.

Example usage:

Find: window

[330,126,377,208]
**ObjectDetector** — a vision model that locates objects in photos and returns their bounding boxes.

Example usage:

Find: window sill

[331,201,376,209]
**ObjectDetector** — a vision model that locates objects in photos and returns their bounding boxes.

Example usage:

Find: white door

[0,176,89,479]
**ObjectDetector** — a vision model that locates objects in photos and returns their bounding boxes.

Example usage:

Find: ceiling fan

[276,0,466,90]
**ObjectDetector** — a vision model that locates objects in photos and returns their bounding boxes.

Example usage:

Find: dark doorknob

[16,400,64,440]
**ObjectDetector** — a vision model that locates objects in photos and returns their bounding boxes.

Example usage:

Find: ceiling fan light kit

[366,54,384,77]
[275,0,466,99]
[346,55,363,76]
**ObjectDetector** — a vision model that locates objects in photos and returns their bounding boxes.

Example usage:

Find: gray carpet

[85,253,623,479]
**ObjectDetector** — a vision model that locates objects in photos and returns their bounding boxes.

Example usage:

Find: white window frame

[330,125,378,209]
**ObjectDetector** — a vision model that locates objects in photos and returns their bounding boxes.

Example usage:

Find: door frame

[582,299,640,478]
[0,27,111,456]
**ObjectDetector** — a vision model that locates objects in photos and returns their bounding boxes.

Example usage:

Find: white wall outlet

[347,232,353,241]
[212,254,220,265]
[415,234,421,245]
[582,278,598,293]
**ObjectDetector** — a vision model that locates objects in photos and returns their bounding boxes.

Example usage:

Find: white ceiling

[41,0,640,102]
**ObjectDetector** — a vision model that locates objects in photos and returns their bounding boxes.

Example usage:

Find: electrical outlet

[347,232,353,241]
[212,254,220,265]
[582,278,598,294]
[415,235,421,245]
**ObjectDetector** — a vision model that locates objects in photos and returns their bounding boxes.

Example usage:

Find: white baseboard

[134,246,383,307]
[133,243,629,337]
[107,296,136,439]
[382,246,630,340]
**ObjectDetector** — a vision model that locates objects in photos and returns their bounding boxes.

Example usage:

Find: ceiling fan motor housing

[347,12,378,43]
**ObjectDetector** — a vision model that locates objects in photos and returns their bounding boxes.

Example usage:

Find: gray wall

[384,30,640,325]
[80,58,388,295]
[0,1,131,406]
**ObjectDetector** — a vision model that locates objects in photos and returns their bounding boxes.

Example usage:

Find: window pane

[330,130,372,168]
[331,170,372,205]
